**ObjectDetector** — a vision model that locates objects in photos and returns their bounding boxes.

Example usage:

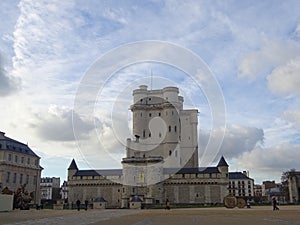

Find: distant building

[228,171,254,198]
[40,177,60,203]
[288,171,300,203]
[262,180,276,197]
[262,180,286,203]
[0,131,43,204]
[253,184,263,202]
[60,180,68,200]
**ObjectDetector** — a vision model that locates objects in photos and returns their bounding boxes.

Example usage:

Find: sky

[0,0,300,185]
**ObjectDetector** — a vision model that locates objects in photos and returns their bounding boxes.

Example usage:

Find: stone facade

[67,86,232,208]
[40,177,60,202]
[67,158,229,208]
[0,131,42,204]
[288,171,300,203]
[228,171,254,198]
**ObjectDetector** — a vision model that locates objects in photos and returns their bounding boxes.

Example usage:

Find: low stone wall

[0,194,14,211]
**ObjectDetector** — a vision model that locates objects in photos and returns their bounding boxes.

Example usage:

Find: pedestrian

[272,197,279,210]
[76,199,81,211]
[246,199,251,208]
[165,199,170,210]
[85,200,88,211]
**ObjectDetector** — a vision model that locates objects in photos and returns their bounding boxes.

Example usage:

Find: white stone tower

[122,85,199,171]
[121,85,199,206]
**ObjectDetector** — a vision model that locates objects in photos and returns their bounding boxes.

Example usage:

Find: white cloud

[199,124,264,159]
[238,40,300,79]
[267,58,300,95]
[33,105,94,142]
[282,110,300,128]
[238,143,300,173]
[0,58,19,96]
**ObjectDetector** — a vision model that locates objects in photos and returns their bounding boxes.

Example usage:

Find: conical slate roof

[130,195,143,202]
[68,159,78,170]
[217,156,228,167]
[94,197,106,202]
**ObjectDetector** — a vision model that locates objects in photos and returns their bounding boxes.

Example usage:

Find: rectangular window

[26,175,29,184]
[27,158,30,164]
[8,154,12,161]
[21,157,24,163]
[6,172,10,183]
[13,173,17,183]
[20,174,23,184]
[33,176,37,185]
[15,155,18,163]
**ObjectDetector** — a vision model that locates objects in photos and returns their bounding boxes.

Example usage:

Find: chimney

[0,131,5,139]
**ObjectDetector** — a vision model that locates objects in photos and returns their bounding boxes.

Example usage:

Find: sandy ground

[0,206,299,225]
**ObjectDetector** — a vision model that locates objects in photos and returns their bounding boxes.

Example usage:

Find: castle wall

[163,175,228,204]
[68,180,122,208]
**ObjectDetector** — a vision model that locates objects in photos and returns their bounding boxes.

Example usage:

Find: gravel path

[1,209,142,225]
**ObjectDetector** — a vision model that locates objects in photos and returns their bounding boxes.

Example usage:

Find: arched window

[169,126,171,132]
[174,126,177,132]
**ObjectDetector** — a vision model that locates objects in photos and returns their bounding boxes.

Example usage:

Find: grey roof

[0,132,39,157]
[217,156,228,167]
[94,197,106,202]
[74,167,221,177]
[74,169,122,177]
[164,167,220,174]
[229,172,252,180]
[130,195,143,202]
[68,159,78,170]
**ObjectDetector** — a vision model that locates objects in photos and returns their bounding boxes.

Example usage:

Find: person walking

[85,200,88,211]
[76,199,81,211]
[165,199,170,210]
[272,197,279,210]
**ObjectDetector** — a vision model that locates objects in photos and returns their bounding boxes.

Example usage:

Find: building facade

[228,171,254,198]
[0,131,42,204]
[60,180,68,201]
[40,177,60,202]
[67,86,232,208]
[67,157,229,208]
[288,171,300,203]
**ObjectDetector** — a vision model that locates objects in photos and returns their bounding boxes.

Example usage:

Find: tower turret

[217,156,229,178]
[68,159,78,181]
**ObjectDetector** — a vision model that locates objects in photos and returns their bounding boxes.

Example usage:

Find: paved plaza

[0,206,299,225]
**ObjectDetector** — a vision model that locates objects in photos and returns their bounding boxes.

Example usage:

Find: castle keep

[67,85,229,208]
